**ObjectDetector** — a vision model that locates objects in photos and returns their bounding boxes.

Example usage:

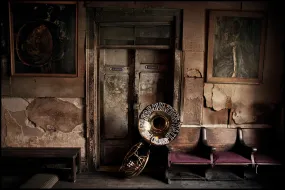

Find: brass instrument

[119,102,181,177]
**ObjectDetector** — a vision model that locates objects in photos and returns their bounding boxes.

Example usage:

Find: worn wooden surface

[167,127,200,152]
[205,128,237,151]
[242,128,275,149]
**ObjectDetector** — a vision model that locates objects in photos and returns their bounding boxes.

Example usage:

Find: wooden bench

[165,127,282,182]
[239,128,283,174]
[198,127,258,180]
[165,127,214,183]
[204,128,255,166]
[1,147,81,182]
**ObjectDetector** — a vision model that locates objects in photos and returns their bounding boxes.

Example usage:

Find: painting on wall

[206,11,266,84]
[9,1,77,77]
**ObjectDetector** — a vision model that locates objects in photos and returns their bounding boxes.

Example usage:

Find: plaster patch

[2,98,29,112]
[212,86,228,111]
[204,83,214,108]
[58,98,84,109]
[186,69,202,78]
[27,98,83,133]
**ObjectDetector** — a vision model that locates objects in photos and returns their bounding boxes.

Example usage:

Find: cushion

[213,151,251,164]
[169,152,211,164]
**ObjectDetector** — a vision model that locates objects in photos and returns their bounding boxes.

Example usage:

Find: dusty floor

[52,172,279,189]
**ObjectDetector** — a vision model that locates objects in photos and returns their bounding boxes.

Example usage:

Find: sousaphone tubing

[119,102,181,178]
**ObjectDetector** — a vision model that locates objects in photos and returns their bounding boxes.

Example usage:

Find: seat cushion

[169,152,211,164]
[254,153,281,164]
[213,151,251,164]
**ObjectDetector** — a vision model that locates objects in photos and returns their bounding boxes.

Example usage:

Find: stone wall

[1,97,86,160]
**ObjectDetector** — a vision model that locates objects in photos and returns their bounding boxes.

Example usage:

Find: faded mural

[213,16,263,78]
[10,2,77,75]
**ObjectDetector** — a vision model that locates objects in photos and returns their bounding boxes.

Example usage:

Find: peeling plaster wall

[1,97,86,160]
[1,2,87,163]
[202,83,281,127]
[181,1,284,130]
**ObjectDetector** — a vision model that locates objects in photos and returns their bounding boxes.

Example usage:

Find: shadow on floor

[52,171,274,189]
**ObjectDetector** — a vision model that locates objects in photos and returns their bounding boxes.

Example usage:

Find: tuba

[119,102,181,177]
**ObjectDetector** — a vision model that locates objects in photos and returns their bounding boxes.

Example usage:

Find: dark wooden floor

[52,171,278,189]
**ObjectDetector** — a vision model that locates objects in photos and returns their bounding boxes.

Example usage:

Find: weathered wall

[181,1,284,129]
[86,1,284,130]
[1,1,284,168]
[1,98,86,159]
[81,1,285,162]
[1,2,87,163]
[179,1,283,150]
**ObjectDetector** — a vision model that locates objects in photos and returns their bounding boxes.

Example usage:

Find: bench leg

[69,158,77,183]
[76,153,81,174]
[165,168,171,184]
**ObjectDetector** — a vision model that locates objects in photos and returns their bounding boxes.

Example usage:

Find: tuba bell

[119,102,181,177]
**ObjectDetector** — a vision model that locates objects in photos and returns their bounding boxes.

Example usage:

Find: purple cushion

[169,152,211,164]
[254,153,281,164]
[213,151,251,164]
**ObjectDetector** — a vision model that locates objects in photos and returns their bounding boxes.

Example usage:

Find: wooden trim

[180,52,185,123]
[8,1,78,77]
[99,45,171,49]
[206,10,267,84]
[85,8,97,171]
[99,22,171,27]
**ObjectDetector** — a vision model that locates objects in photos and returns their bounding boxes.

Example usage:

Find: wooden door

[135,49,173,169]
[99,49,135,167]
[99,49,173,168]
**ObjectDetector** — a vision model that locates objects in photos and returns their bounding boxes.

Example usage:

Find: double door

[98,49,174,167]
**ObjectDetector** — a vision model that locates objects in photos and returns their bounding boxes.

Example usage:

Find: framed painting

[206,11,266,84]
[8,1,78,77]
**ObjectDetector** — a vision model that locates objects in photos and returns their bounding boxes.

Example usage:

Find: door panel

[99,49,134,166]
[135,50,171,115]
[139,72,166,113]
[103,74,129,139]
[103,145,129,165]
[135,50,173,169]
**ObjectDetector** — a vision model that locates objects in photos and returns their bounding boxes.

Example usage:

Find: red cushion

[213,151,251,164]
[254,153,281,164]
[169,152,211,164]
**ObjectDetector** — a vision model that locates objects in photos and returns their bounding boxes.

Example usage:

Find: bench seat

[169,152,211,164]
[213,151,252,164]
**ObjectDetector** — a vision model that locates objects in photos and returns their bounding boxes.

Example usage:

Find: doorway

[98,49,174,168]
[89,7,182,170]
